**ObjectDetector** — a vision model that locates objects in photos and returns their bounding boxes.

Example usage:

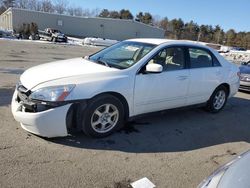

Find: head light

[29,84,75,102]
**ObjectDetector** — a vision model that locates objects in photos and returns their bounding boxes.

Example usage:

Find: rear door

[187,47,223,105]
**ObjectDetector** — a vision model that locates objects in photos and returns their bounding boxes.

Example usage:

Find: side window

[189,48,213,68]
[148,47,185,71]
[213,56,221,67]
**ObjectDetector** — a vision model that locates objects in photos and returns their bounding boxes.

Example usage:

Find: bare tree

[41,0,54,13]
[0,0,15,13]
[152,14,161,26]
[82,8,91,17]
[15,0,29,9]
[90,8,100,17]
[73,7,82,16]
[53,0,67,14]
[67,6,74,16]
[35,0,42,11]
[27,0,39,10]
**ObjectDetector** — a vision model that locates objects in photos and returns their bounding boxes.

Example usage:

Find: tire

[81,94,125,138]
[52,37,56,42]
[205,85,228,113]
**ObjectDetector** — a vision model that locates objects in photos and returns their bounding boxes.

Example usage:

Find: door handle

[177,76,188,80]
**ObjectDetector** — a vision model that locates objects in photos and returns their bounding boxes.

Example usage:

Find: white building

[0,8,164,40]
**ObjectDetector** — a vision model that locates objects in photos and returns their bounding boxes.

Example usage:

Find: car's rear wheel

[82,94,124,138]
[206,85,228,113]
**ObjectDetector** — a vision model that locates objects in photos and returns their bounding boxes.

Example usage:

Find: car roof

[127,38,211,49]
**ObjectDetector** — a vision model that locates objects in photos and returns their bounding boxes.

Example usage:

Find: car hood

[218,151,250,188]
[20,58,117,89]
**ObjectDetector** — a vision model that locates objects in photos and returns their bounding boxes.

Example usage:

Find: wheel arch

[66,92,130,131]
[207,83,230,102]
[92,92,130,120]
[217,83,230,96]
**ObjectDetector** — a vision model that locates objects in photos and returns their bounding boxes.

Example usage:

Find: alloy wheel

[90,104,119,133]
[213,90,226,110]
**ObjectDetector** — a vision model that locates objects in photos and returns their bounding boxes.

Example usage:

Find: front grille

[239,85,250,91]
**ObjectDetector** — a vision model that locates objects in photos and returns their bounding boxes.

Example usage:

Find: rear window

[189,48,213,68]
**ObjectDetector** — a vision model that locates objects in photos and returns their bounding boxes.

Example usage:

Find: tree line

[1,0,250,49]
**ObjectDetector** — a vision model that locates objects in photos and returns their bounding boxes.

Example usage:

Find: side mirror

[146,64,163,73]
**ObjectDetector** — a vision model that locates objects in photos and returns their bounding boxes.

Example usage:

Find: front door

[133,47,190,115]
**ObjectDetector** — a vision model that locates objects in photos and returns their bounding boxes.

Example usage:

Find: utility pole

[217,30,221,44]
[197,32,201,41]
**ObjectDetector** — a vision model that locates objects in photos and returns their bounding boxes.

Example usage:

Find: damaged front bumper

[11,89,71,138]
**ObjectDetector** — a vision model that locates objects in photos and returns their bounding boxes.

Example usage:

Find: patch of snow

[84,37,118,46]
[221,51,250,64]
[67,37,84,46]
[0,36,103,48]
[0,37,52,44]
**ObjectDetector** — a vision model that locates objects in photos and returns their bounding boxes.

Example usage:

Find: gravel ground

[0,39,250,188]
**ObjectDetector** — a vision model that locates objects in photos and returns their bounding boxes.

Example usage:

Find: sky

[68,0,249,32]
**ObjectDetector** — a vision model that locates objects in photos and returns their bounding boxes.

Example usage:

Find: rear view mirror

[146,64,163,73]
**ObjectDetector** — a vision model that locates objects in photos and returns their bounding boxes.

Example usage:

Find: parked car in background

[239,61,250,91]
[198,150,250,188]
[0,29,7,37]
[39,28,67,42]
[11,39,240,138]
[0,29,12,38]
[232,47,247,51]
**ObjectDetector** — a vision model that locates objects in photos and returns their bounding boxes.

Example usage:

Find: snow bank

[83,37,118,46]
[221,51,250,64]
[67,37,84,46]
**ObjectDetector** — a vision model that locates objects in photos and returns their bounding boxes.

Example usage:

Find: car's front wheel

[206,85,228,113]
[82,94,124,138]
[52,37,56,42]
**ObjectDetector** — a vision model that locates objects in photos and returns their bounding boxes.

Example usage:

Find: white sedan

[11,39,240,138]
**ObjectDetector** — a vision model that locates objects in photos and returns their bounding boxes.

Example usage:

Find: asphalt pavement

[0,39,250,188]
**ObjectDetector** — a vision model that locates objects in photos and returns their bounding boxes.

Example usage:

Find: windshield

[52,29,61,33]
[89,41,156,69]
